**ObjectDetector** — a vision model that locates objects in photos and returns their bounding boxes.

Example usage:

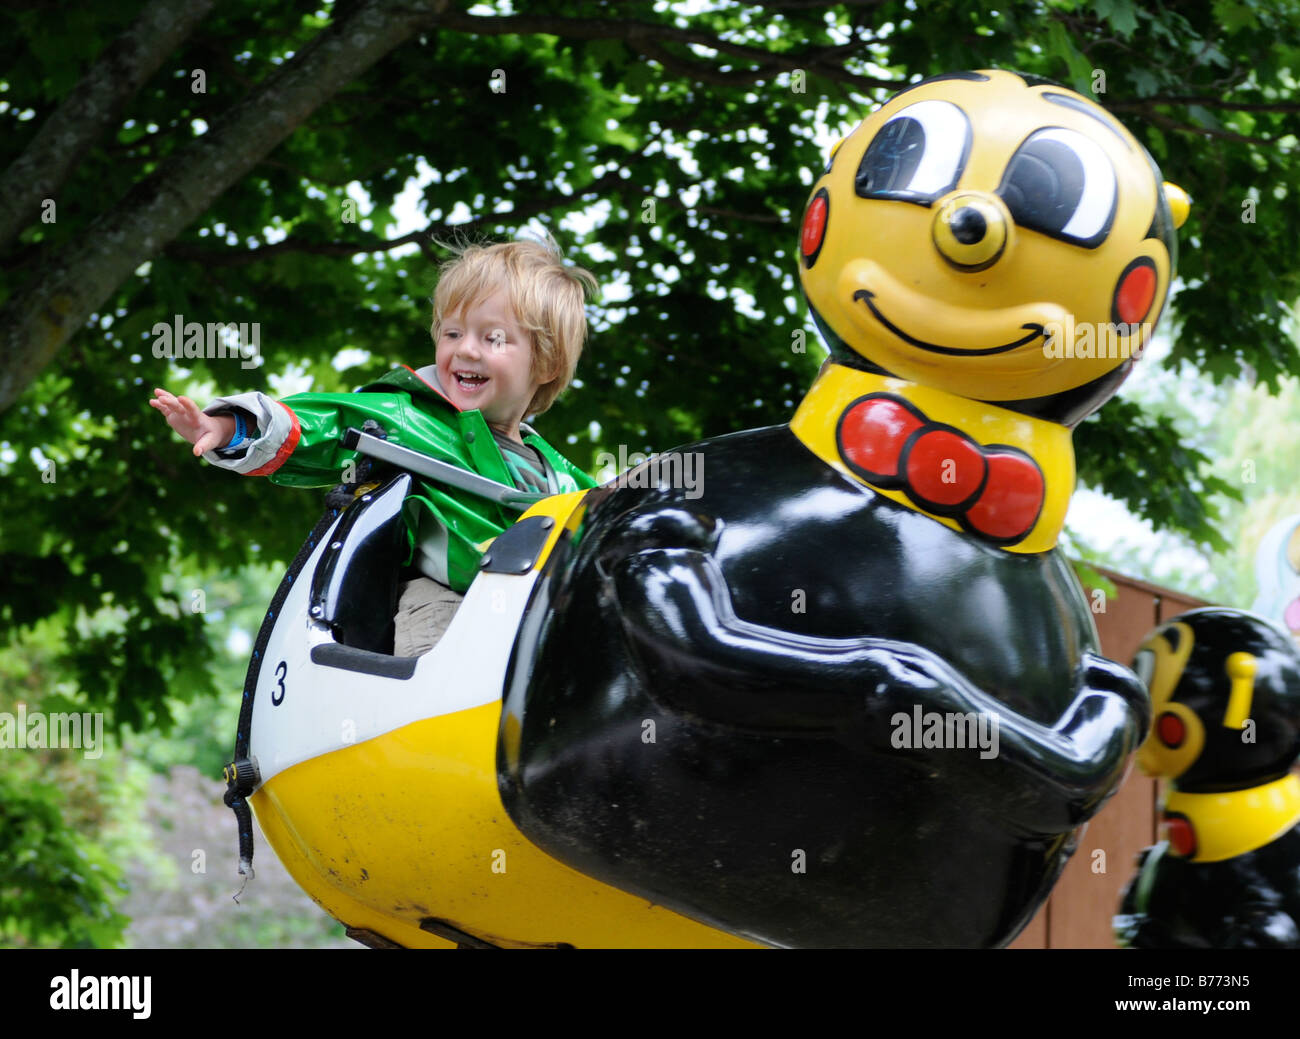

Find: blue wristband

[223,411,247,449]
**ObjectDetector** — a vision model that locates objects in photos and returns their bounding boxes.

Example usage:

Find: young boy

[150,235,600,655]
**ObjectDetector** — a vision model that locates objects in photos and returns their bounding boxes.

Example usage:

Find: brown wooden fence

[1008,567,1207,949]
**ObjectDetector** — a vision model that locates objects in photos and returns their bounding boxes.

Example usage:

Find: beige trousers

[393,577,465,657]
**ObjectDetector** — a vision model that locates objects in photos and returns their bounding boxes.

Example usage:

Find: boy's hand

[150,387,236,457]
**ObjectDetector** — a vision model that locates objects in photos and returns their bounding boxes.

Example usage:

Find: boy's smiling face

[435,289,544,443]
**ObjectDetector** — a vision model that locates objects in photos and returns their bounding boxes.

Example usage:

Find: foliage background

[1,0,1297,945]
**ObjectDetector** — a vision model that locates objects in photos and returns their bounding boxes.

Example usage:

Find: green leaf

[1212,0,1259,33]
[1093,0,1139,38]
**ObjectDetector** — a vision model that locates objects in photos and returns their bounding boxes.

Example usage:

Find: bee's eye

[855,100,971,206]
[997,127,1117,248]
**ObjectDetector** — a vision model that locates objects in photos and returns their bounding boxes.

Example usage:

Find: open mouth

[454,371,489,392]
[853,290,1045,357]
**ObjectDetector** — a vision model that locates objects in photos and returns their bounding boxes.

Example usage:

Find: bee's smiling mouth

[853,290,1045,357]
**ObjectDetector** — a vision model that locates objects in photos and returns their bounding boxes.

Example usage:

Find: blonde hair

[430,231,599,417]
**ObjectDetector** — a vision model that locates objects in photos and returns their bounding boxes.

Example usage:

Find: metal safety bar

[342,427,548,511]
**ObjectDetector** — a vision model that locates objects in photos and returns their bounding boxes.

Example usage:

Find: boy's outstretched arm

[152,384,353,485]
[150,385,456,489]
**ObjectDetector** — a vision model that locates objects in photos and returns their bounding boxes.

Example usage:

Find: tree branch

[1144,111,1281,147]
[634,38,781,86]
[437,9,902,91]
[164,229,431,265]
[0,0,451,414]
[695,204,785,224]
[255,156,367,188]
[160,170,628,266]
[1107,95,1300,114]
[751,0,888,9]
[0,0,217,254]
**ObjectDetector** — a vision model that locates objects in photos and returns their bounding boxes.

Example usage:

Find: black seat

[308,472,412,654]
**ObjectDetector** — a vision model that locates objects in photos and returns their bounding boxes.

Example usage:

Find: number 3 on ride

[271,660,287,706]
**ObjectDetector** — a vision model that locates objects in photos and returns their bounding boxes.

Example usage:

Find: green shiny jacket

[268,366,597,592]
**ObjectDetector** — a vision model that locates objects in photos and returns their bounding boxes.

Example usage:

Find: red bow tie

[836,394,1045,544]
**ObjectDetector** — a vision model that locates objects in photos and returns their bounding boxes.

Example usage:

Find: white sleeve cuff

[201,392,295,475]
